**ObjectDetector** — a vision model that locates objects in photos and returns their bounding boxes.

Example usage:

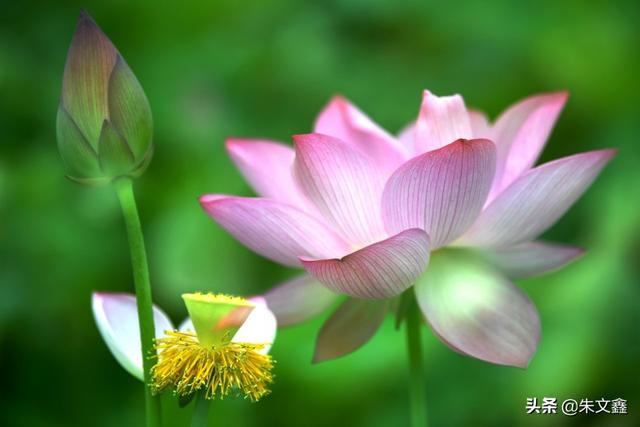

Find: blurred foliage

[1,0,639,426]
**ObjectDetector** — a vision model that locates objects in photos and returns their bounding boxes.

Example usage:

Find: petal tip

[599,148,618,161]
[78,9,96,25]
[224,137,242,151]
[555,90,569,102]
[292,133,317,145]
[225,137,261,154]
[311,349,340,364]
[540,90,569,106]
[579,148,617,168]
[198,194,229,208]
[421,89,432,98]
[224,138,252,161]
[572,246,587,258]
[328,94,347,106]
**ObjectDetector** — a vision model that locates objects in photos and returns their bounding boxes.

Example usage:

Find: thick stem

[406,293,427,427]
[191,394,211,427]
[115,178,161,427]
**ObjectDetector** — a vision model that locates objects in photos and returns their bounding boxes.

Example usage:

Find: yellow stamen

[151,331,274,402]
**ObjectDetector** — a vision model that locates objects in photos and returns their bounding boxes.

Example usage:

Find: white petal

[178,317,194,333]
[232,297,277,354]
[415,251,540,368]
[92,292,174,380]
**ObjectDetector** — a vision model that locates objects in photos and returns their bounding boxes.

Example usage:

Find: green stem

[191,394,211,427]
[115,178,161,427]
[406,293,427,427]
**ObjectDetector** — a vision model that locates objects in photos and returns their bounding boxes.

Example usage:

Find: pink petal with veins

[313,298,388,363]
[382,139,496,248]
[200,195,350,266]
[293,133,386,247]
[488,92,568,200]
[414,90,473,154]
[461,149,616,248]
[315,95,407,173]
[301,228,431,299]
[225,138,309,209]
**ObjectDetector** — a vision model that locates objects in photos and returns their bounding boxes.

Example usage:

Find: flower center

[151,331,274,401]
[182,292,255,347]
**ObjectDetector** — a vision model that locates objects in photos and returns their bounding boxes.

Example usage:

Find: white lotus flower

[92,292,277,400]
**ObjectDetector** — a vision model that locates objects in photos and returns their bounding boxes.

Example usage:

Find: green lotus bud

[57,11,153,185]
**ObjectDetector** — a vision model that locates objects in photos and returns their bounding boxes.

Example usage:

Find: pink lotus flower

[200,90,614,367]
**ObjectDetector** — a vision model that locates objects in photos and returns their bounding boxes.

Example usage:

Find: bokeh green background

[1,0,638,426]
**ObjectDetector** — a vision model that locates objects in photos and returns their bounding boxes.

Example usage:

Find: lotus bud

[57,11,153,185]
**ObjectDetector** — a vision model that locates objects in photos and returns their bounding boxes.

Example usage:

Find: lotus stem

[406,292,428,427]
[191,393,211,427]
[115,177,161,427]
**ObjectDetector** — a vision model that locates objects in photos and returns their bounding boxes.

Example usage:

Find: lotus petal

[226,138,309,208]
[61,11,118,147]
[313,298,388,363]
[92,292,174,380]
[489,92,568,198]
[414,90,473,153]
[293,133,386,246]
[415,251,540,368]
[482,241,584,279]
[200,195,350,266]
[315,96,407,173]
[301,228,431,299]
[382,139,496,248]
[461,150,615,247]
[108,56,153,159]
[263,275,340,326]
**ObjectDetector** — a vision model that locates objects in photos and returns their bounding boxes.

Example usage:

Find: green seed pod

[57,11,153,185]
